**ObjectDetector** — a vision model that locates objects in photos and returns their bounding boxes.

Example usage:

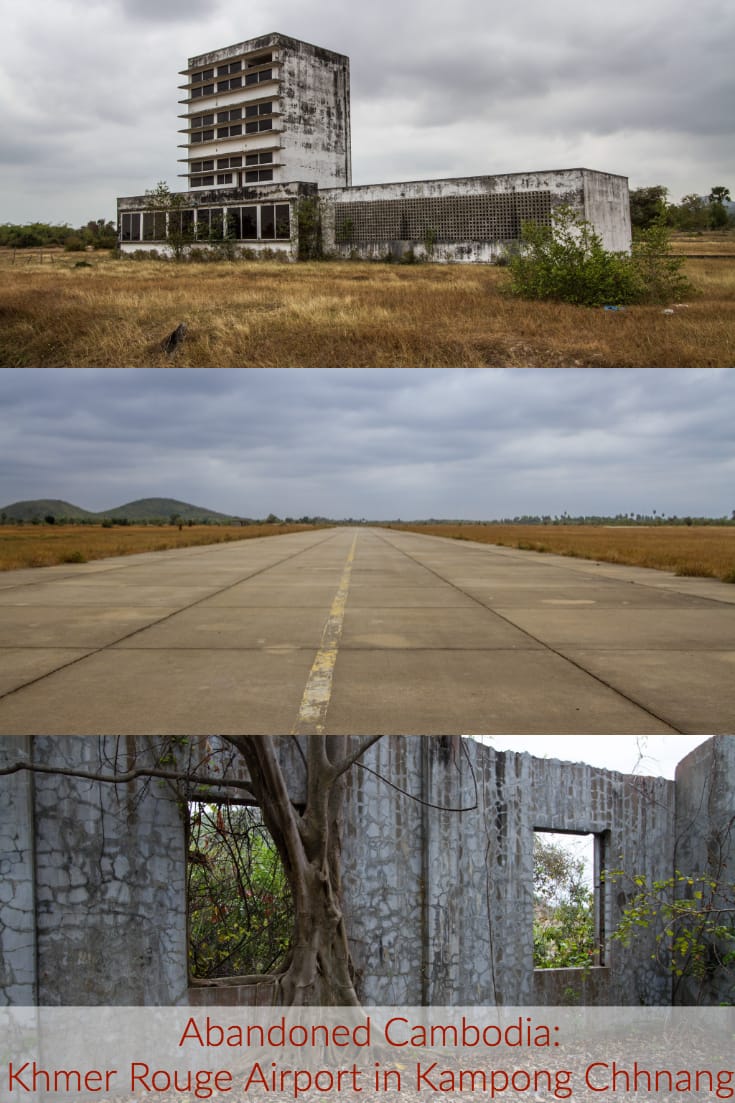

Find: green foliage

[509,206,692,307]
[605,868,735,1003]
[297,197,323,260]
[629,186,670,230]
[508,206,637,306]
[188,804,293,980]
[629,219,693,303]
[533,836,597,969]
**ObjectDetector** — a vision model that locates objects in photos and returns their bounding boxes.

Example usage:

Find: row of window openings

[191,69,273,98]
[190,170,273,186]
[191,153,273,173]
[120,205,291,242]
[191,118,274,143]
[191,103,274,130]
[191,53,272,84]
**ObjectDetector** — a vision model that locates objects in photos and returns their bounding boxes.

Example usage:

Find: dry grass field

[0,248,733,367]
[0,523,327,571]
[387,524,735,582]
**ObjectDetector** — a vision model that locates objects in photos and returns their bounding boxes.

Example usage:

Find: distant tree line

[0,219,117,251]
[630,186,733,231]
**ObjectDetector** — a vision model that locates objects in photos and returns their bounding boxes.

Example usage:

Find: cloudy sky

[3,0,734,226]
[474,735,713,779]
[1,368,733,520]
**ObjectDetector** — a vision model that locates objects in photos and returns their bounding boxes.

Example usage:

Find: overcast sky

[473,735,714,779]
[1,368,733,520]
[3,0,733,225]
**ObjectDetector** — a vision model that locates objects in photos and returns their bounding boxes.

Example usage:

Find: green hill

[1,497,248,524]
[99,498,245,523]
[0,499,97,522]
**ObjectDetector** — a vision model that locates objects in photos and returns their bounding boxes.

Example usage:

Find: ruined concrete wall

[674,736,735,1005]
[342,737,675,1005]
[1,737,190,1005]
[0,738,36,1005]
[3,736,729,1008]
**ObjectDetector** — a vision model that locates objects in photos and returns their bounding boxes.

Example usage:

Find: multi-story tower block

[178,33,351,192]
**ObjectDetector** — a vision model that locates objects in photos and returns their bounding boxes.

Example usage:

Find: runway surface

[1,526,733,734]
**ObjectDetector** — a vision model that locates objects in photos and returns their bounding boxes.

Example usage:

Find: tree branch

[0,759,255,796]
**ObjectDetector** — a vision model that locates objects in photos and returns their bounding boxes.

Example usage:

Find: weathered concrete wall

[342,737,674,1005]
[0,738,36,1005]
[582,169,632,253]
[2,736,730,1007]
[319,169,630,261]
[674,736,735,1005]
[280,37,352,188]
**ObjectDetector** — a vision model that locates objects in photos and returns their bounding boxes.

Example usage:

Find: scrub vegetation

[0,522,327,571]
[0,244,733,367]
[384,524,735,583]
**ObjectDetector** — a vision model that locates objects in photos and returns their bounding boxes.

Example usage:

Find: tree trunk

[226,736,381,1006]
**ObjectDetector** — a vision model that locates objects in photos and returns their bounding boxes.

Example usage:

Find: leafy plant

[187,803,293,980]
[604,868,735,1003]
[509,205,693,307]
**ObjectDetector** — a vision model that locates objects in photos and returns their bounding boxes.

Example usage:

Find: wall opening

[187,801,293,981]
[533,830,607,970]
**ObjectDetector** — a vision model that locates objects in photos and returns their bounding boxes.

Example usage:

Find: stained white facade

[178,33,351,192]
[117,34,631,261]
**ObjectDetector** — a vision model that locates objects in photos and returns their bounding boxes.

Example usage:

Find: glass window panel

[192,87,202,98]
[241,206,257,239]
[218,111,229,123]
[202,129,214,141]
[229,108,241,120]
[275,204,290,238]
[192,133,202,143]
[217,80,229,92]
[245,72,258,86]
[246,153,258,166]
[229,123,241,136]
[218,127,229,138]
[245,171,259,183]
[259,69,272,82]
[202,160,214,170]
[229,76,242,88]
[227,209,241,239]
[229,156,242,167]
[259,152,273,164]
[142,212,155,241]
[245,105,258,117]
[261,204,275,238]
[259,102,272,115]
[259,119,272,132]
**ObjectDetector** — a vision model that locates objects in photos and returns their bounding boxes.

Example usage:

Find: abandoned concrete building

[2,736,733,1008]
[116,32,632,262]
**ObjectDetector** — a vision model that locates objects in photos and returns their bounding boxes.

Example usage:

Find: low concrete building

[117,35,631,261]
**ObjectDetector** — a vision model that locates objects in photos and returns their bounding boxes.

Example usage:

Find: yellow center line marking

[293,533,358,735]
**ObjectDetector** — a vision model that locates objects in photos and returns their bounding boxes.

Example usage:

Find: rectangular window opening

[533,830,607,970]
[187,801,293,981]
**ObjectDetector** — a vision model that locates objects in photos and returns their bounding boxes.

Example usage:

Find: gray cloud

[1,0,732,222]
[1,370,733,520]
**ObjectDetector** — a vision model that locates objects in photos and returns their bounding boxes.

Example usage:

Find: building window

[120,212,141,241]
[142,211,166,241]
[533,830,607,970]
[259,204,290,240]
[217,173,233,185]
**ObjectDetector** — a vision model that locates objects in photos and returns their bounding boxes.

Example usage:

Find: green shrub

[508,206,692,307]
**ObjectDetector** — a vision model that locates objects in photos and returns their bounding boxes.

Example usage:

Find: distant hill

[1,499,97,522]
[99,498,245,523]
[1,497,248,524]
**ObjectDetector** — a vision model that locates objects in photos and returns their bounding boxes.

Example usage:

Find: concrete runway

[1,526,734,735]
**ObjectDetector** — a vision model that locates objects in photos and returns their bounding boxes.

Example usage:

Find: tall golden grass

[386,524,735,582]
[0,523,328,571]
[1,250,733,367]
